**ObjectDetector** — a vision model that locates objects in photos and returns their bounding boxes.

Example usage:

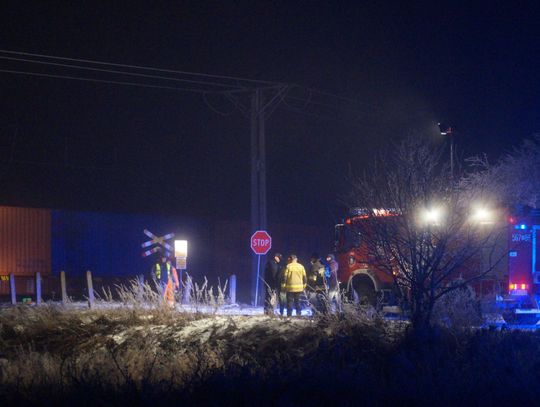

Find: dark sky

[1,1,540,228]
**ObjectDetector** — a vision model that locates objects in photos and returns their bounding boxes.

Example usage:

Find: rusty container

[0,206,51,278]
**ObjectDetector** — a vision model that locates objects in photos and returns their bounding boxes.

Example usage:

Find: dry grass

[94,277,230,314]
[0,301,394,405]
[2,286,540,406]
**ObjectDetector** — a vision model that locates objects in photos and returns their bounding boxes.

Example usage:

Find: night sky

[1,2,540,229]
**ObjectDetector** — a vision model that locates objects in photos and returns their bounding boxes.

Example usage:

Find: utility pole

[438,123,454,178]
[225,84,287,306]
[250,88,267,305]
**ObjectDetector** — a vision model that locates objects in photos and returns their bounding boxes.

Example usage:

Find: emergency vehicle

[505,206,540,323]
[334,206,540,323]
[334,208,399,306]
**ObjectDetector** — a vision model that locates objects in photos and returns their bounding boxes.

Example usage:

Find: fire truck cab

[334,208,397,306]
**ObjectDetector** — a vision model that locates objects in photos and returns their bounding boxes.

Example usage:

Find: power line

[0,50,373,123]
[0,68,214,93]
[0,68,287,120]
[0,69,370,128]
[0,50,368,109]
[0,55,247,90]
[284,95,378,114]
[0,49,282,86]
[303,86,367,105]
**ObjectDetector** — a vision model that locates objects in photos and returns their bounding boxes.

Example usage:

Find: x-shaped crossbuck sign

[141,229,175,257]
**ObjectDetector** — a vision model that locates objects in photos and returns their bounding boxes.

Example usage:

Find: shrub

[431,285,482,330]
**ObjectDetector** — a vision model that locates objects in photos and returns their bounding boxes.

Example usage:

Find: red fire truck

[333,208,398,306]
[334,209,506,304]
[334,206,540,323]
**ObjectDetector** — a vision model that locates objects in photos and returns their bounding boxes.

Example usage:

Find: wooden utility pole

[86,270,95,308]
[60,271,68,304]
[247,85,292,305]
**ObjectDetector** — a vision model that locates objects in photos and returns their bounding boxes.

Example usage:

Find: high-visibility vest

[155,263,171,280]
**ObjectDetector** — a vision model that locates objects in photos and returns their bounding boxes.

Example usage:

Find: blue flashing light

[515,224,527,230]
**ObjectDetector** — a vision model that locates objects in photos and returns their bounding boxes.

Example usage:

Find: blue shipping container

[51,210,215,280]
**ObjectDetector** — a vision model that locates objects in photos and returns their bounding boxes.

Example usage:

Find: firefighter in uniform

[152,255,180,306]
[282,254,307,317]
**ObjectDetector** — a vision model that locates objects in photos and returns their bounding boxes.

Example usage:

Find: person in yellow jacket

[152,256,180,306]
[281,254,307,316]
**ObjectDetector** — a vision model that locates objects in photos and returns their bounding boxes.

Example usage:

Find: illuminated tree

[462,135,540,209]
[348,137,504,329]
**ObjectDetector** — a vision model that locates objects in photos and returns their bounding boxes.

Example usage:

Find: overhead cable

[0,49,372,122]
[0,68,211,93]
[0,49,282,86]
[0,55,246,90]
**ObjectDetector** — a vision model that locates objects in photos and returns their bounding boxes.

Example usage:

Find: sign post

[250,230,272,306]
[174,240,188,298]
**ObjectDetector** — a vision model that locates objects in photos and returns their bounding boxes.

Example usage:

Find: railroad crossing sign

[251,230,272,255]
[141,229,175,257]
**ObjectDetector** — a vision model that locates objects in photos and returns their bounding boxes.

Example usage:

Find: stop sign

[250,230,272,255]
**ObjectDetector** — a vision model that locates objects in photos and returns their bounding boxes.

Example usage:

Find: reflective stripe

[285,283,305,292]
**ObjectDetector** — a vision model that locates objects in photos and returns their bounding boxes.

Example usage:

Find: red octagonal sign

[251,230,272,255]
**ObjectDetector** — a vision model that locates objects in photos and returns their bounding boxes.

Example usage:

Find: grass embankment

[0,305,539,406]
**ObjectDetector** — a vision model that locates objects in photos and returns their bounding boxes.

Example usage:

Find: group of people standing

[149,252,339,313]
[264,252,339,316]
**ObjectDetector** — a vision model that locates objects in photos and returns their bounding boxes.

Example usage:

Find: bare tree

[461,135,540,209]
[348,137,504,329]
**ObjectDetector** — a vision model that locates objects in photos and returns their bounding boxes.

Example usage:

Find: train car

[0,206,51,298]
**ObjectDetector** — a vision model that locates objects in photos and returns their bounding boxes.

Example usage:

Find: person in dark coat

[263,253,283,315]
[276,258,288,315]
[326,254,339,292]
[326,253,340,310]
[308,253,328,314]
[307,253,326,291]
